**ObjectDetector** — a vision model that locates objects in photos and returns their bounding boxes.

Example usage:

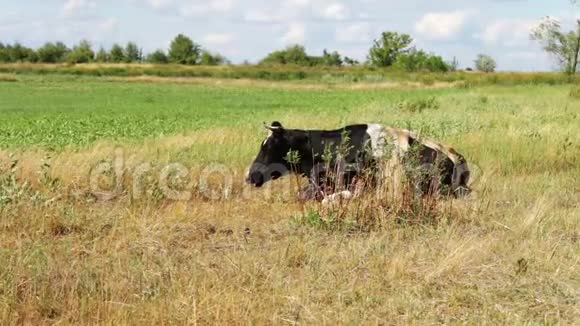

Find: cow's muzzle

[247,171,265,187]
[246,164,288,188]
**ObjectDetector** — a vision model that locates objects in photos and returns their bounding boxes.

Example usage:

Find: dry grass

[112,75,456,90]
[1,139,578,324]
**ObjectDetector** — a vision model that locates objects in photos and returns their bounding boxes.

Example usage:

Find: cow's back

[367,124,470,196]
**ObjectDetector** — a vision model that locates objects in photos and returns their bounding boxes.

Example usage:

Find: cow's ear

[264,121,284,133]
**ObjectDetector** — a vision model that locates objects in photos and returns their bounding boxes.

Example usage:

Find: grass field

[0,73,579,324]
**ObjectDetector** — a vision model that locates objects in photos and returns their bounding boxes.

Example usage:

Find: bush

[474,54,497,73]
[0,43,37,63]
[168,34,200,65]
[95,48,110,62]
[321,49,342,66]
[146,50,168,64]
[199,51,228,66]
[260,45,310,65]
[124,42,142,63]
[37,42,69,63]
[260,46,344,66]
[394,49,449,72]
[66,40,94,64]
[0,43,8,62]
[110,44,125,63]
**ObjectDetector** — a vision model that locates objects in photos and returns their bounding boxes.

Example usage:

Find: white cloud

[209,0,235,12]
[244,10,282,23]
[336,22,371,43]
[415,10,471,40]
[287,0,310,8]
[136,0,235,13]
[505,51,542,60]
[63,0,96,16]
[146,0,173,10]
[203,33,233,45]
[178,0,236,16]
[322,2,349,20]
[97,18,118,34]
[479,19,535,47]
[281,22,305,45]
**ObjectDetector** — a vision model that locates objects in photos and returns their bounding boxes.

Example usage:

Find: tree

[322,49,342,66]
[146,49,168,64]
[199,51,228,65]
[124,42,141,63]
[0,43,7,62]
[474,54,496,73]
[260,49,287,64]
[0,43,38,62]
[343,56,359,66]
[66,40,94,63]
[368,32,413,67]
[448,56,460,72]
[260,45,310,65]
[37,42,69,63]
[531,17,580,75]
[110,44,125,63]
[394,49,449,72]
[168,34,200,65]
[95,47,110,62]
[7,43,36,62]
[283,45,309,65]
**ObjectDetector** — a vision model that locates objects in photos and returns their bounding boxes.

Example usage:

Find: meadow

[0,73,578,324]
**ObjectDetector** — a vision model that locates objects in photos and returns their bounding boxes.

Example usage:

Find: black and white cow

[246,121,470,201]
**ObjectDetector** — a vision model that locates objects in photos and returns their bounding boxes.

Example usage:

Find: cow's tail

[451,157,471,198]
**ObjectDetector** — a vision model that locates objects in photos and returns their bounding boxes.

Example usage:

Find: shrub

[260,45,310,65]
[124,42,142,63]
[146,50,169,64]
[37,42,69,63]
[95,48,110,62]
[394,49,449,72]
[474,54,497,73]
[199,51,229,66]
[110,44,125,63]
[66,40,94,64]
[168,34,201,65]
[1,43,37,63]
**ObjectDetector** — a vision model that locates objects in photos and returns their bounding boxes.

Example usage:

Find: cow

[246,121,470,201]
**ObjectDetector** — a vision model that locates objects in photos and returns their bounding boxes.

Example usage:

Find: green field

[0,74,578,324]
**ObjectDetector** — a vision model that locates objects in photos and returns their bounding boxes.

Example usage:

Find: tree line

[0,34,228,66]
[0,31,502,73]
[260,32,455,72]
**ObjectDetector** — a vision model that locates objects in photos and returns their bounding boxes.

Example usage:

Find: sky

[0,0,579,70]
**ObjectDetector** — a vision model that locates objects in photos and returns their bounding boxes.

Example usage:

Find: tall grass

[0,63,578,85]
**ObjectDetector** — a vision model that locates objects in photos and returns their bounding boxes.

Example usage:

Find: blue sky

[0,0,578,70]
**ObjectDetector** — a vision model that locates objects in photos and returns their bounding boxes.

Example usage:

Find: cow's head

[246,121,293,187]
